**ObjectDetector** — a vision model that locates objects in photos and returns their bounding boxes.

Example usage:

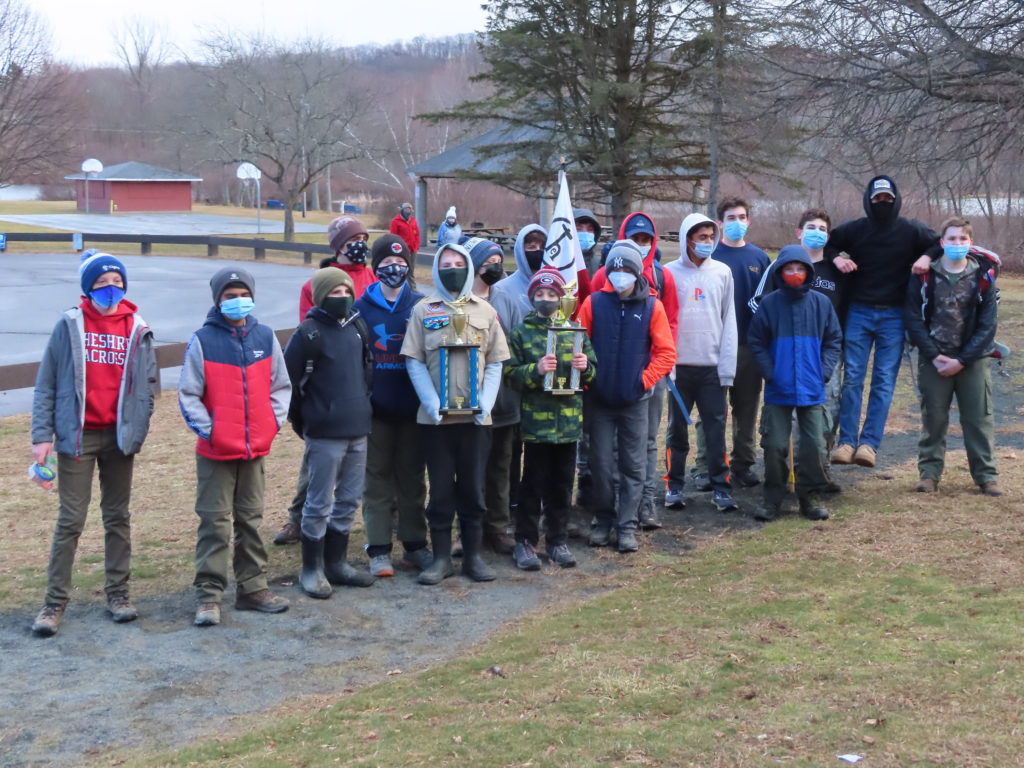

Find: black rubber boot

[299,534,332,598]
[418,529,455,585]
[323,529,374,587]
[460,525,496,582]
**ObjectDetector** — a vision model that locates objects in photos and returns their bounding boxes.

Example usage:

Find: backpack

[296,310,373,397]
[916,247,1000,327]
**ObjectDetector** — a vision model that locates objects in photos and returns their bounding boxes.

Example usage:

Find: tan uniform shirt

[401,293,510,425]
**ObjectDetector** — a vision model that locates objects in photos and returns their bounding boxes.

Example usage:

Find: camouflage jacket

[504,311,596,444]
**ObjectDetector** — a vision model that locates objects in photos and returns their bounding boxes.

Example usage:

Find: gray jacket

[32,306,158,456]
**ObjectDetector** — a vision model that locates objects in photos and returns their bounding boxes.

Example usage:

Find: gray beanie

[604,240,645,277]
[210,266,255,303]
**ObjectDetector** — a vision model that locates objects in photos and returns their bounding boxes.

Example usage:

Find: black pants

[516,442,577,547]
[420,423,491,533]
[666,365,730,493]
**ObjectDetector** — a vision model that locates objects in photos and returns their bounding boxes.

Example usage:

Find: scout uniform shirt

[402,292,510,426]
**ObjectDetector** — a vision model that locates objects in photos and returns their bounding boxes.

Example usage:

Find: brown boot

[273,521,300,546]
[915,478,938,493]
[32,603,65,637]
[980,481,1003,497]
[235,589,289,613]
[106,590,138,623]
[484,530,515,555]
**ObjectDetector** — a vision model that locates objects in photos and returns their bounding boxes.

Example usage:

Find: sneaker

[798,494,829,520]
[733,468,761,488]
[273,521,301,545]
[369,554,394,577]
[831,444,855,465]
[853,444,876,467]
[915,478,938,493]
[398,548,433,571]
[712,489,739,512]
[664,489,686,509]
[547,543,577,568]
[32,603,65,636]
[235,589,289,614]
[194,602,221,627]
[617,530,638,553]
[638,505,663,530]
[692,473,712,492]
[980,481,1003,497]
[513,541,541,571]
[589,526,611,547]
[106,590,138,623]
[753,505,778,522]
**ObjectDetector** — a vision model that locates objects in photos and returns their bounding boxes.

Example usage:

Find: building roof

[64,161,202,182]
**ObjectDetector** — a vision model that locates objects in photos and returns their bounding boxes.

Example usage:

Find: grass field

[2,271,1021,766]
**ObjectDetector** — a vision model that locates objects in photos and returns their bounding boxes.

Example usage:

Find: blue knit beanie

[79,251,126,294]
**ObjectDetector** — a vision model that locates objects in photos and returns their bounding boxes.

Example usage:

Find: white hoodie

[664,213,738,386]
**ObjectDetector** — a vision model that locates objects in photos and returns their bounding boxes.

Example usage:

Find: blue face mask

[723,220,748,242]
[692,242,715,259]
[577,231,596,251]
[89,285,125,309]
[943,243,969,261]
[802,229,828,250]
[220,296,255,320]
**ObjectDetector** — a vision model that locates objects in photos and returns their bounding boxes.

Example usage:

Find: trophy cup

[439,298,482,414]
[544,285,586,395]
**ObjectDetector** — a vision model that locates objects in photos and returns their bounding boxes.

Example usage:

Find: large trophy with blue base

[439,298,482,415]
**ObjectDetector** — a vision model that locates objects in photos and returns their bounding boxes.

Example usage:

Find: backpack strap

[652,259,665,298]
[297,319,324,397]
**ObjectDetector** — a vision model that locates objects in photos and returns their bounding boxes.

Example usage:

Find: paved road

[0,212,327,235]
[0,253,311,416]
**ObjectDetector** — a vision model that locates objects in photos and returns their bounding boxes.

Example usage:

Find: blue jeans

[838,303,904,450]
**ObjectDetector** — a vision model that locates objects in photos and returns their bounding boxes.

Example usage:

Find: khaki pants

[46,428,134,606]
[193,455,269,603]
[362,418,427,556]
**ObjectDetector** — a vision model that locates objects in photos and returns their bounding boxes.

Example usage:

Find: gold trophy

[439,296,481,414]
[544,280,586,394]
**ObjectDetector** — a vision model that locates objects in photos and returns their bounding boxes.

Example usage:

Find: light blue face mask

[220,296,255,320]
[723,220,748,242]
[577,232,596,251]
[802,229,828,250]
[943,243,969,261]
[89,285,125,309]
[692,242,715,259]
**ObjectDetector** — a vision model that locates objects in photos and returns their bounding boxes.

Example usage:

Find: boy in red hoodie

[31,252,157,636]
[297,216,376,320]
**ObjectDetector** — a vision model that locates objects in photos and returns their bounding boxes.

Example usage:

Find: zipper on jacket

[238,326,252,460]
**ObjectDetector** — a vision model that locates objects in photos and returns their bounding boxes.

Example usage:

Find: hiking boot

[638,504,663,530]
[106,590,138,623]
[235,589,289,613]
[32,603,65,636]
[733,467,761,488]
[513,541,542,571]
[419,530,455,585]
[273,521,300,546]
[798,494,829,521]
[461,527,497,582]
[712,489,739,512]
[299,534,332,599]
[980,481,1003,497]
[664,489,686,509]
[194,602,221,627]
[399,548,433,571]
[831,444,855,465]
[692,473,712,492]
[617,530,639,553]
[369,554,394,578]
[915,477,938,493]
[853,444,876,467]
[547,543,577,568]
[323,530,375,587]
[484,531,516,555]
[753,504,778,522]
[589,526,611,547]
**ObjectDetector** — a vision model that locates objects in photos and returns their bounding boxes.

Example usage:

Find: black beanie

[371,234,411,272]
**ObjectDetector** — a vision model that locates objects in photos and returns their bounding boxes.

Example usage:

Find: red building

[65,162,202,213]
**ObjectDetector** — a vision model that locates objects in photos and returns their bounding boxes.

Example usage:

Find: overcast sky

[28,0,489,67]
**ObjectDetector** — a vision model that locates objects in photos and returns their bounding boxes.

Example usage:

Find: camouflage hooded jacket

[504,310,597,444]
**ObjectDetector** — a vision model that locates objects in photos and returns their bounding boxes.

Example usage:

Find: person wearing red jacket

[589,212,678,529]
[389,202,421,257]
[298,216,375,321]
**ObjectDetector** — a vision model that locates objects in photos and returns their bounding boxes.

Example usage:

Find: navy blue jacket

[747,251,843,407]
[587,284,655,407]
[354,282,423,423]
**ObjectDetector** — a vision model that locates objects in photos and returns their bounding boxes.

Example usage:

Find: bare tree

[111,16,167,114]
[189,34,369,239]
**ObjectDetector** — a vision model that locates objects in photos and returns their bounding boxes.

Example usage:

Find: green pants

[759,402,828,507]
[917,358,997,485]
[46,428,134,606]
[362,418,427,555]
[692,344,763,477]
[193,455,269,603]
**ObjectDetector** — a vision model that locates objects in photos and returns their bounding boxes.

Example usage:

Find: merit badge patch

[424,315,450,330]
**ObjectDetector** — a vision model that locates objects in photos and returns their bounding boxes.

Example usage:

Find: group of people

[29,175,1002,636]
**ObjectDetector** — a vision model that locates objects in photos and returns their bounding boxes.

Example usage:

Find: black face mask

[322,295,353,320]
[533,299,560,317]
[438,267,468,294]
[376,263,409,288]
[524,249,544,272]
[479,262,504,285]
[344,240,368,264]
[870,201,895,223]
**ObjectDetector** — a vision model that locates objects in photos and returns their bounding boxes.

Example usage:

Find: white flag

[543,170,588,294]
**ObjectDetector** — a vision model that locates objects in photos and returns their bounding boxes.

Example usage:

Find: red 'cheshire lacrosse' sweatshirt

[80,296,137,429]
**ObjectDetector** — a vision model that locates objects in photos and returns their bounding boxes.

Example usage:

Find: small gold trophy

[544,280,586,395]
[439,296,481,414]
